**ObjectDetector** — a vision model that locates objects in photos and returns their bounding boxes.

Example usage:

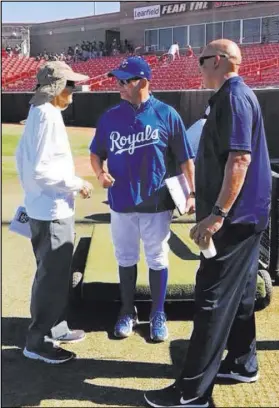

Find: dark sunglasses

[66,80,75,89]
[118,77,142,86]
[199,54,227,66]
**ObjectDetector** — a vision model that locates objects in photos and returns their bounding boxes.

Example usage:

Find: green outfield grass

[2,124,93,161]
[2,127,21,179]
[2,133,21,156]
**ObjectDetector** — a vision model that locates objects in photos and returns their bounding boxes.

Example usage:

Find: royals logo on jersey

[110,125,160,155]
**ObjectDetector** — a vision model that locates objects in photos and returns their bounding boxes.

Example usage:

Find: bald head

[204,39,242,70]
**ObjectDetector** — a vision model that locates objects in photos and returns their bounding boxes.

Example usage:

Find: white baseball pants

[110,210,173,270]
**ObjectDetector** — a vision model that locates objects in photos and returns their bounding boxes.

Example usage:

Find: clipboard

[165,174,190,215]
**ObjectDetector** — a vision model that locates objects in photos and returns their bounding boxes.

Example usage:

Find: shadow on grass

[85,212,111,223]
[1,301,196,349]
[169,231,200,260]
[2,314,278,407]
[2,346,171,407]
[1,315,180,408]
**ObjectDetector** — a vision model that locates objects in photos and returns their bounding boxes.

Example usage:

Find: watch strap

[212,205,228,218]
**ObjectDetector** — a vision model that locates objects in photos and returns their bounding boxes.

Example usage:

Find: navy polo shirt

[195,76,272,231]
[90,95,194,213]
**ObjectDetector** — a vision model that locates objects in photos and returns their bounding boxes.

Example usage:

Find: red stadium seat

[2,44,279,92]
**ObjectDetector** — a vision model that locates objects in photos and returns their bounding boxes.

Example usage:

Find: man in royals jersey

[90,56,195,342]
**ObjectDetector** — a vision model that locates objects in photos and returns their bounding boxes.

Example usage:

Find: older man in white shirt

[16,61,92,364]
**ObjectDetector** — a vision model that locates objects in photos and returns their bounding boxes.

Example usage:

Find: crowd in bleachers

[3,44,22,57]
[35,38,136,63]
[2,42,279,92]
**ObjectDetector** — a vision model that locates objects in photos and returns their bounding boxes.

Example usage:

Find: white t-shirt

[16,103,83,220]
[168,44,179,55]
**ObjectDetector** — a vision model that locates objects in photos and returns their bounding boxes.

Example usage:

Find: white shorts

[110,210,173,270]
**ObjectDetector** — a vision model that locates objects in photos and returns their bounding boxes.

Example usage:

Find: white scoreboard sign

[134,5,161,20]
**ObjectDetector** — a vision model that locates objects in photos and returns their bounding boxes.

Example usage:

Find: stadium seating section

[2,43,279,92]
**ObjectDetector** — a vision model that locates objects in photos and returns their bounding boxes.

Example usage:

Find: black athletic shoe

[23,339,75,364]
[217,360,259,383]
[144,383,209,407]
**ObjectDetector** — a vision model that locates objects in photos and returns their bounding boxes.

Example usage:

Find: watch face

[213,206,227,218]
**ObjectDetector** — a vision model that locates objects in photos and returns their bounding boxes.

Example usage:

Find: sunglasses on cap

[117,77,142,86]
[199,54,228,66]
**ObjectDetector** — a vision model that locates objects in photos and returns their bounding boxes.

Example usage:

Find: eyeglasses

[199,54,228,66]
[117,77,142,86]
[66,80,75,89]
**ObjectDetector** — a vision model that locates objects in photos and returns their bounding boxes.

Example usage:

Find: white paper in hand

[9,206,32,239]
[165,174,190,215]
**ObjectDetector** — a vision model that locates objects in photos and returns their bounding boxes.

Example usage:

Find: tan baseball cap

[30,61,89,106]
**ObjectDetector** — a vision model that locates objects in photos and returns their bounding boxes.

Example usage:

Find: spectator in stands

[111,38,119,56]
[74,44,80,62]
[99,41,104,57]
[124,39,129,53]
[74,43,79,57]
[16,61,92,365]
[134,45,143,56]
[92,41,98,58]
[186,44,194,58]
[85,41,91,59]
[81,40,87,60]
[60,52,66,61]
[67,46,74,57]
[5,45,12,56]
[145,38,272,408]
[167,41,180,62]
[88,41,93,59]
[14,44,21,55]
[124,39,134,55]
[43,49,49,60]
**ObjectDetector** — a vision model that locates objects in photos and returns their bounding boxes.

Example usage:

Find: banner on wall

[134,5,161,20]
[214,1,252,7]
[161,2,211,15]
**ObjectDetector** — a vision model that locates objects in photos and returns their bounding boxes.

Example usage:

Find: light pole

[93,2,96,15]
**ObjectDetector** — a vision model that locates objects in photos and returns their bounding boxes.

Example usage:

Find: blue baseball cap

[108,56,152,81]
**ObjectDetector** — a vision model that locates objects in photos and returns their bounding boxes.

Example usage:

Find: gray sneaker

[47,329,86,344]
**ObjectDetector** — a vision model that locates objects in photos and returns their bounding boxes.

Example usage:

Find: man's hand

[185,197,195,215]
[79,180,93,199]
[190,214,224,247]
[98,172,115,189]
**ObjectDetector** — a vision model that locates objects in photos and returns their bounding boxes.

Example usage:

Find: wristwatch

[212,205,228,218]
[189,191,196,198]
